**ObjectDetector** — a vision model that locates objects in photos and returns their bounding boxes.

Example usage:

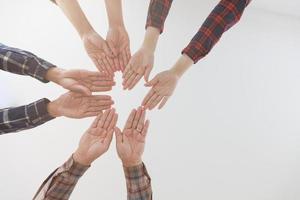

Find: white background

[0,0,300,200]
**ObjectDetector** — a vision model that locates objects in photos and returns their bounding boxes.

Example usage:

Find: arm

[0,43,55,83]
[115,107,152,200]
[33,109,118,200]
[105,0,131,72]
[52,0,115,75]
[142,0,251,110]
[122,0,173,90]
[0,92,113,135]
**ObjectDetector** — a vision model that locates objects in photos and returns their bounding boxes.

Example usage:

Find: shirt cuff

[28,98,55,125]
[123,162,151,193]
[62,155,90,178]
[182,45,207,64]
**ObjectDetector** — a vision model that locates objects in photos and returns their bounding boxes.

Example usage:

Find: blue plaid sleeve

[124,163,152,200]
[0,43,56,83]
[0,98,55,135]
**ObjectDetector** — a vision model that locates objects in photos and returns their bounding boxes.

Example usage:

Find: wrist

[47,100,62,118]
[170,54,194,78]
[122,159,142,167]
[73,151,92,166]
[45,67,64,84]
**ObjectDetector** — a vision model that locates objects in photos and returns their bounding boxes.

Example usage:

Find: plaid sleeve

[145,0,173,33]
[0,43,56,83]
[182,0,251,63]
[33,155,89,200]
[124,163,152,200]
[0,98,55,135]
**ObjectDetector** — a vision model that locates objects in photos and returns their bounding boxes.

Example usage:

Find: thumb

[70,84,91,96]
[114,127,123,143]
[145,74,159,87]
[144,65,152,82]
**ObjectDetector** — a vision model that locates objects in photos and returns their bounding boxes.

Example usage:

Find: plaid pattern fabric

[0,43,56,134]
[146,0,173,33]
[182,0,251,63]
[124,163,152,200]
[0,43,56,83]
[0,98,54,135]
[33,156,89,200]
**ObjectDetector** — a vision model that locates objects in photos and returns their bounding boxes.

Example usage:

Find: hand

[82,30,115,75]
[46,68,115,95]
[115,107,150,167]
[73,109,118,166]
[122,47,154,90]
[142,70,179,110]
[106,26,131,72]
[47,92,114,118]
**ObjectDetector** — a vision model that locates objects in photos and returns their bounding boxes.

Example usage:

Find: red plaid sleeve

[146,0,173,33]
[33,155,89,200]
[123,163,152,200]
[182,0,252,63]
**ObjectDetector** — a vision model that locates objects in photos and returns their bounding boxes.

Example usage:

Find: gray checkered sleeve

[0,98,55,135]
[124,163,152,200]
[0,43,56,83]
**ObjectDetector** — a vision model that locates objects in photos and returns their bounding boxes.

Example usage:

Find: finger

[126,46,131,62]
[158,96,170,109]
[92,80,115,87]
[118,54,125,72]
[87,95,112,100]
[123,69,134,83]
[103,42,114,58]
[103,109,115,129]
[123,71,136,89]
[98,109,111,128]
[124,73,139,90]
[103,129,114,146]
[124,109,136,130]
[113,57,120,72]
[145,75,160,87]
[87,105,112,113]
[90,114,103,128]
[91,57,104,73]
[102,57,114,75]
[97,58,110,75]
[149,95,164,110]
[142,89,156,106]
[123,62,132,78]
[128,74,143,90]
[108,113,118,130]
[144,93,159,109]
[144,65,152,82]
[88,99,114,107]
[83,111,103,118]
[141,120,150,137]
[132,107,143,129]
[136,108,146,132]
[114,127,123,143]
[122,50,129,71]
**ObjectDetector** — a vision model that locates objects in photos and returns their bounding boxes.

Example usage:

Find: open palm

[115,107,150,166]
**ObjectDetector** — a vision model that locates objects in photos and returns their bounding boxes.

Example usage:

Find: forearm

[170,54,194,78]
[55,0,94,38]
[182,0,251,63]
[0,99,55,135]
[33,155,89,200]
[141,27,160,53]
[123,162,152,200]
[0,44,56,83]
[105,0,125,28]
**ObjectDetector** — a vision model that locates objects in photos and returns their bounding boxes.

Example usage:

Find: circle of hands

[49,27,179,166]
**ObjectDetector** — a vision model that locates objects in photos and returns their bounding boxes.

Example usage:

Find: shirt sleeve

[182,0,252,63]
[0,98,55,135]
[123,163,152,200]
[33,155,89,200]
[145,0,173,34]
[0,43,56,83]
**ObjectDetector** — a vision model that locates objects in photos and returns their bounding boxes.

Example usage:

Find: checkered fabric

[0,44,56,134]
[33,156,89,200]
[145,0,251,63]
[124,163,152,200]
[34,158,152,200]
